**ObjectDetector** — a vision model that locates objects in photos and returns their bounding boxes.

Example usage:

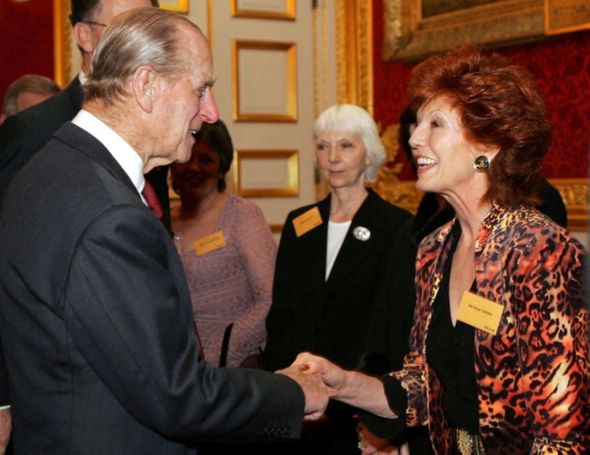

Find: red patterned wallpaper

[373,0,590,179]
[0,0,55,105]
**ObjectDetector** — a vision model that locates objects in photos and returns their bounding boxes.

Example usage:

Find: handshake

[277,353,403,455]
[276,352,349,420]
[277,352,397,422]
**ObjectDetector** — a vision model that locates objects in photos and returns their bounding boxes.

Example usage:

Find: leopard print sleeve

[507,224,589,451]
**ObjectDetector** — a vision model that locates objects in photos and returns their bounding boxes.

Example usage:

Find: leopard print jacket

[390,205,589,454]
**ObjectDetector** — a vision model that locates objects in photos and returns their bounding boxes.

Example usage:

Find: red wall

[373,0,590,180]
[0,0,55,104]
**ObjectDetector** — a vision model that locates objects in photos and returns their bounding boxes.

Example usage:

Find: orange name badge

[194,231,226,256]
[456,291,504,335]
[292,206,323,237]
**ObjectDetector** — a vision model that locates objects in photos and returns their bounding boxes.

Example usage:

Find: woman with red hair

[291,46,589,454]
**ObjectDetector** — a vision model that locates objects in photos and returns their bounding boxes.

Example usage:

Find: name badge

[195,231,226,256]
[292,207,323,237]
[456,291,503,335]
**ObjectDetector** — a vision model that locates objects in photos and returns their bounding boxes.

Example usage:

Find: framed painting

[383,0,546,61]
[383,0,590,61]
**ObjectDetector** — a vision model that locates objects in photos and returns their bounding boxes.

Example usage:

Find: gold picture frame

[544,0,590,34]
[232,40,298,122]
[383,0,590,61]
[383,0,547,61]
[230,0,296,21]
[234,150,299,197]
[159,0,188,14]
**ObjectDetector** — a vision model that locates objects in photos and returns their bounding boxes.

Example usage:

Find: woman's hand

[291,352,348,398]
[292,352,397,418]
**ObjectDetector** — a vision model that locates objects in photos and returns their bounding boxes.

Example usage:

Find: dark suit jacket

[0,123,304,454]
[0,77,171,231]
[0,78,83,206]
[264,189,412,372]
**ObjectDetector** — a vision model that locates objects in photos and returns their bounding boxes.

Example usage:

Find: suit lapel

[55,122,139,198]
[324,190,382,295]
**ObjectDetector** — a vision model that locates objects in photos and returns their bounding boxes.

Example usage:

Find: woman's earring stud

[473,155,490,173]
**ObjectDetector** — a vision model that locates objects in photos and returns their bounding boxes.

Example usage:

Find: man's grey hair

[2,74,61,117]
[313,104,386,182]
[85,7,203,105]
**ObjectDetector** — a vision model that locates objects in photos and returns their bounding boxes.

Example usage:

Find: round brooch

[353,226,371,241]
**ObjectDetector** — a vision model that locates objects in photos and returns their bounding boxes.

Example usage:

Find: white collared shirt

[72,109,147,199]
[325,220,351,280]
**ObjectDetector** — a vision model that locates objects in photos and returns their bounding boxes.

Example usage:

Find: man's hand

[0,408,11,454]
[291,352,348,397]
[276,365,329,421]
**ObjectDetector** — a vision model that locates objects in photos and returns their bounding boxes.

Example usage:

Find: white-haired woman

[263,104,412,455]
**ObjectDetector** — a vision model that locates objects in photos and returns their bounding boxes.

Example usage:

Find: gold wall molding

[551,178,589,231]
[234,149,299,197]
[232,40,298,122]
[545,0,590,34]
[54,0,72,87]
[230,0,296,20]
[335,0,373,114]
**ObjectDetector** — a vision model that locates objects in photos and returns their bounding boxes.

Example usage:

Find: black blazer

[264,189,412,372]
[0,77,171,230]
[0,123,304,454]
[0,78,83,206]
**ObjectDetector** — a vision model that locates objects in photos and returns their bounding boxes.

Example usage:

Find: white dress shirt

[72,109,148,203]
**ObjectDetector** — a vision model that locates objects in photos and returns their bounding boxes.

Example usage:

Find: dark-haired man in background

[0,0,170,231]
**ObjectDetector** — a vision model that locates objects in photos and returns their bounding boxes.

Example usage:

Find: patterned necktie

[141,180,164,220]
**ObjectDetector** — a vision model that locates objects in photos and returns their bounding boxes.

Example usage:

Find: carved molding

[335,0,373,114]
[551,178,589,231]
[54,0,72,87]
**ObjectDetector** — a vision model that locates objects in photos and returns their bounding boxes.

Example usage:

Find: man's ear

[72,22,94,54]
[132,65,158,113]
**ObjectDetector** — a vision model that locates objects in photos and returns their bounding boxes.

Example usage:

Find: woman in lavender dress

[171,120,276,368]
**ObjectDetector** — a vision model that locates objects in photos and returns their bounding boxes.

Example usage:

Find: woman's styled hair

[313,104,386,182]
[408,45,551,207]
[192,120,234,192]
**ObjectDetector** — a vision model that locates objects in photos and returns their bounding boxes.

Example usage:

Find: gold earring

[473,155,490,173]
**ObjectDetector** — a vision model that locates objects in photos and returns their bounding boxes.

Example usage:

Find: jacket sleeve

[64,205,304,441]
[263,212,298,371]
[508,230,589,452]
